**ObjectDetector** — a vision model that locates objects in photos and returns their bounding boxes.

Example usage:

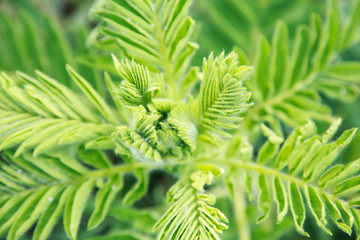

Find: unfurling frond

[90,0,198,84]
[0,70,117,157]
[112,56,160,107]
[243,2,360,129]
[113,103,197,163]
[154,164,228,240]
[110,56,198,163]
[196,51,253,140]
[233,120,360,237]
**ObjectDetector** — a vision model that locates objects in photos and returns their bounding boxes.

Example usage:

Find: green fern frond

[196,51,253,140]
[113,103,196,163]
[193,0,328,62]
[227,121,360,237]
[154,164,228,240]
[112,55,160,107]
[0,5,103,93]
[89,0,198,97]
[0,69,118,156]
[243,2,360,128]
[110,56,198,163]
[0,150,149,240]
[0,8,74,84]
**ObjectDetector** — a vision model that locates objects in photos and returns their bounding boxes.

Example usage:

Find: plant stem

[152,6,178,100]
[221,159,353,211]
[86,162,151,178]
[234,177,251,240]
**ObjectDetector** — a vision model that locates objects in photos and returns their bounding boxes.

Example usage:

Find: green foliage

[113,57,160,107]
[0,7,73,83]
[242,1,360,130]
[0,70,116,157]
[89,0,198,87]
[231,121,360,237]
[154,164,228,240]
[192,0,326,62]
[0,0,359,240]
[196,51,253,140]
[0,149,149,240]
[0,3,102,92]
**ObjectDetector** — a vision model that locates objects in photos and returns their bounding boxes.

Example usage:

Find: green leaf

[304,128,357,181]
[323,158,360,188]
[335,176,360,197]
[33,188,71,240]
[167,103,197,152]
[235,122,359,238]
[78,146,112,169]
[289,183,309,237]
[242,4,360,128]
[154,168,228,240]
[110,207,158,233]
[0,71,115,156]
[66,65,118,124]
[273,177,288,223]
[0,192,31,235]
[88,174,123,230]
[304,186,331,235]
[64,179,95,240]
[123,169,148,206]
[321,193,352,235]
[7,186,60,240]
[91,0,198,84]
[257,174,272,223]
[112,56,159,107]
[326,62,360,82]
[87,230,151,240]
[197,51,253,139]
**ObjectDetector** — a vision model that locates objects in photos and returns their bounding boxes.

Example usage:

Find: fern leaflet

[89,0,198,93]
[196,51,253,141]
[241,2,360,130]
[226,121,360,237]
[0,69,117,156]
[154,164,228,240]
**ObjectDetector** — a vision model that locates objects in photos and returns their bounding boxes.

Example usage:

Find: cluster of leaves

[241,0,360,133]
[229,121,360,237]
[154,164,229,240]
[0,0,359,240]
[191,0,327,61]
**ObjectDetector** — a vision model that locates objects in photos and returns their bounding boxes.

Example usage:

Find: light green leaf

[197,51,253,139]
[335,176,360,197]
[88,174,123,230]
[289,183,309,237]
[66,65,118,124]
[7,186,60,240]
[257,174,272,223]
[64,179,95,240]
[123,169,148,206]
[304,186,331,235]
[273,177,288,223]
[33,188,71,240]
[326,62,360,82]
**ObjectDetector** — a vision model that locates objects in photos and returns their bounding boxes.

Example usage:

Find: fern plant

[0,0,360,240]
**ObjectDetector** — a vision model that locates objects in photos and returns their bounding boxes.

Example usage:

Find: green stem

[234,178,251,240]
[86,162,151,179]
[221,159,353,210]
[152,6,178,100]
[13,162,152,196]
[245,72,317,125]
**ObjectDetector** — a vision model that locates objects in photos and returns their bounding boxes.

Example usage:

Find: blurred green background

[0,0,359,239]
